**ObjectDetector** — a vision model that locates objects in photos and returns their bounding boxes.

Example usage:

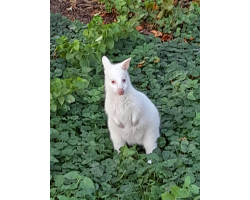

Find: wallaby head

[102,56,131,96]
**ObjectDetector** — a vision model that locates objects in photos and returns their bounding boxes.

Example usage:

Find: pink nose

[117,88,124,95]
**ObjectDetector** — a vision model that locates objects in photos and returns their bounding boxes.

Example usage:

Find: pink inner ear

[121,58,131,70]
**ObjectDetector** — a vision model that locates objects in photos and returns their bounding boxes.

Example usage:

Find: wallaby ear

[102,56,111,70]
[121,58,131,71]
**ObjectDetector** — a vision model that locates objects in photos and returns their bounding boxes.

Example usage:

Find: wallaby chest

[106,95,135,119]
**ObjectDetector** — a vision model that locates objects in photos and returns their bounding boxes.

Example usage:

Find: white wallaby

[102,56,160,161]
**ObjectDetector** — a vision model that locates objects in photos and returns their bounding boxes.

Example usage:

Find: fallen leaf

[154,57,160,63]
[100,12,107,17]
[161,33,173,42]
[135,26,143,31]
[153,3,159,10]
[179,137,187,141]
[150,30,163,37]
[137,60,145,68]
[190,37,194,41]
[66,6,72,11]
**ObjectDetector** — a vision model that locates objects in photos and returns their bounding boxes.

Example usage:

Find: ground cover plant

[50,1,200,199]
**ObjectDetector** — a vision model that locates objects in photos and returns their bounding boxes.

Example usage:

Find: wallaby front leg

[131,111,139,126]
[113,116,124,128]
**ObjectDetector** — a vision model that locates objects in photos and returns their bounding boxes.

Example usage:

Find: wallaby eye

[123,79,126,83]
[111,80,116,84]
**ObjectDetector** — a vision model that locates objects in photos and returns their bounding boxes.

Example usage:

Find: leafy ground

[50,1,200,199]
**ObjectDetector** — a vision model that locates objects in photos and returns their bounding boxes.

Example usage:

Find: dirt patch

[50,0,116,24]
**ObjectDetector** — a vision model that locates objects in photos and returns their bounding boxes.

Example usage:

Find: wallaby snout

[117,88,124,95]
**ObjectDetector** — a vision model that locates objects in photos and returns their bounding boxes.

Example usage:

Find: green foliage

[161,176,200,200]
[100,0,200,43]
[50,2,200,198]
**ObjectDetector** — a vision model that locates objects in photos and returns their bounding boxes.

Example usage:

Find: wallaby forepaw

[132,118,139,126]
[117,122,124,128]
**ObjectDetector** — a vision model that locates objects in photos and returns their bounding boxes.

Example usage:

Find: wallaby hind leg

[108,119,125,153]
[143,130,159,154]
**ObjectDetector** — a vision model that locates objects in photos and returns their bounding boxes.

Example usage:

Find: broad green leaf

[181,140,189,153]
[80,57,90,68]
[183,176,191,188]
[65,95,75,103]
[57,195,68,200]
[78,177,95,195]
[188,143,196,152]
[73,40,79,51]
[179,187,191,198]
[54,69,62,77]
[189,184,199,194]
[95,35,103,42]
[50,128,59,137]
[50,104,57,112]
[98,43,106,53]
[105,38,114,49]
[61,183,78,190]
[55,175,65,187]
[161,192,175,200]
[51,117,60,125]
[171,185,181,197]
[50,155,59,163]
[64,171,80,179]
[58,96,65,105]
[121,145,136,157]
[73,77,89,89]
[151,186,161,198]
[187,91,196,100]
[166,158,178,167]
[158,137,166,148]
[55,79,62,89]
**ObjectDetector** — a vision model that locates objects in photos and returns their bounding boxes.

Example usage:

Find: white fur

[102,56,160,156]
